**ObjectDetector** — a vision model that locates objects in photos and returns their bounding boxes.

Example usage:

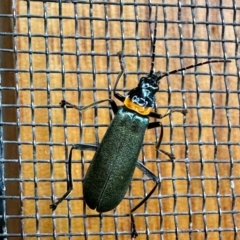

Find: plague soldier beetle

[50,6,230,237]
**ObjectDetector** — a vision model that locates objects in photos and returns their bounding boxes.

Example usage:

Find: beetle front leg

[149,108,187,119]
[113,51,126,103]
[50,144,98,210]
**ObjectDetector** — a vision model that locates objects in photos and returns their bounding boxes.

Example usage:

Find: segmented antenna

[147,5,230,81]
[149,6,158,77]
[157,59,231,82]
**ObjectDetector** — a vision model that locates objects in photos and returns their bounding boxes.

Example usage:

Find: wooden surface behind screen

[16,1,239,239]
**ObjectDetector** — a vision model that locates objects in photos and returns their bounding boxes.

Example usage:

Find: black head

[125,6,161,110]
[127,74,160,109]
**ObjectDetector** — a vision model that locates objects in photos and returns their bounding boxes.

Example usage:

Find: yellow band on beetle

[124,97,152,115]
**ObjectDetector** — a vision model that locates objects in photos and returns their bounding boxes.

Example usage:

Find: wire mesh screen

[0,0,239,239]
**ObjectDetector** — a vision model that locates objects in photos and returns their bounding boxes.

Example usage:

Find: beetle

[50,6,230,238]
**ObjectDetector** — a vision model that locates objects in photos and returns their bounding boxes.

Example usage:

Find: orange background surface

[7,0,240,239]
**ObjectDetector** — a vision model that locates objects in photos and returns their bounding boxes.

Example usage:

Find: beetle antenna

[157,59,231,81]
[149,6,158,77]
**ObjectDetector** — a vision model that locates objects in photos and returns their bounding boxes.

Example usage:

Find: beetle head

[126,75,159,109]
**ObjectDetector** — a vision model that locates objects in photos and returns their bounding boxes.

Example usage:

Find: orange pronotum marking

[124,97,152,115]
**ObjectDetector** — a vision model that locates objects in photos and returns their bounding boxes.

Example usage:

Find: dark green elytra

[83,107,149,212]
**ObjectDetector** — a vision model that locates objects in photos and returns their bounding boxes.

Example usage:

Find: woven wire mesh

[0,0,239,239]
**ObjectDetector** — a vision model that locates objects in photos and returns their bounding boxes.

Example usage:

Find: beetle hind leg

[130,214,138,238]
[130,161,160,237]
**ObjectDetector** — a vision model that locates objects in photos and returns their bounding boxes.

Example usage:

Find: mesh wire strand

[0,0,239,238]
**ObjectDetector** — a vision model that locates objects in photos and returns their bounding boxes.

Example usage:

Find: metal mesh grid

[0,0,239,239]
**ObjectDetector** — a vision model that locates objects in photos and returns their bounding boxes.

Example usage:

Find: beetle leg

[130,161,160,237]
[136,161,160,184]
[149,108,187,119]
[148,122,175,159]
[60,99,119,114]
[50,144,98,210]
[113,51,126,103]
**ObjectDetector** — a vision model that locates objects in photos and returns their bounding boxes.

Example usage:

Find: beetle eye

[142,83,149,88]
[132,95,138,102]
